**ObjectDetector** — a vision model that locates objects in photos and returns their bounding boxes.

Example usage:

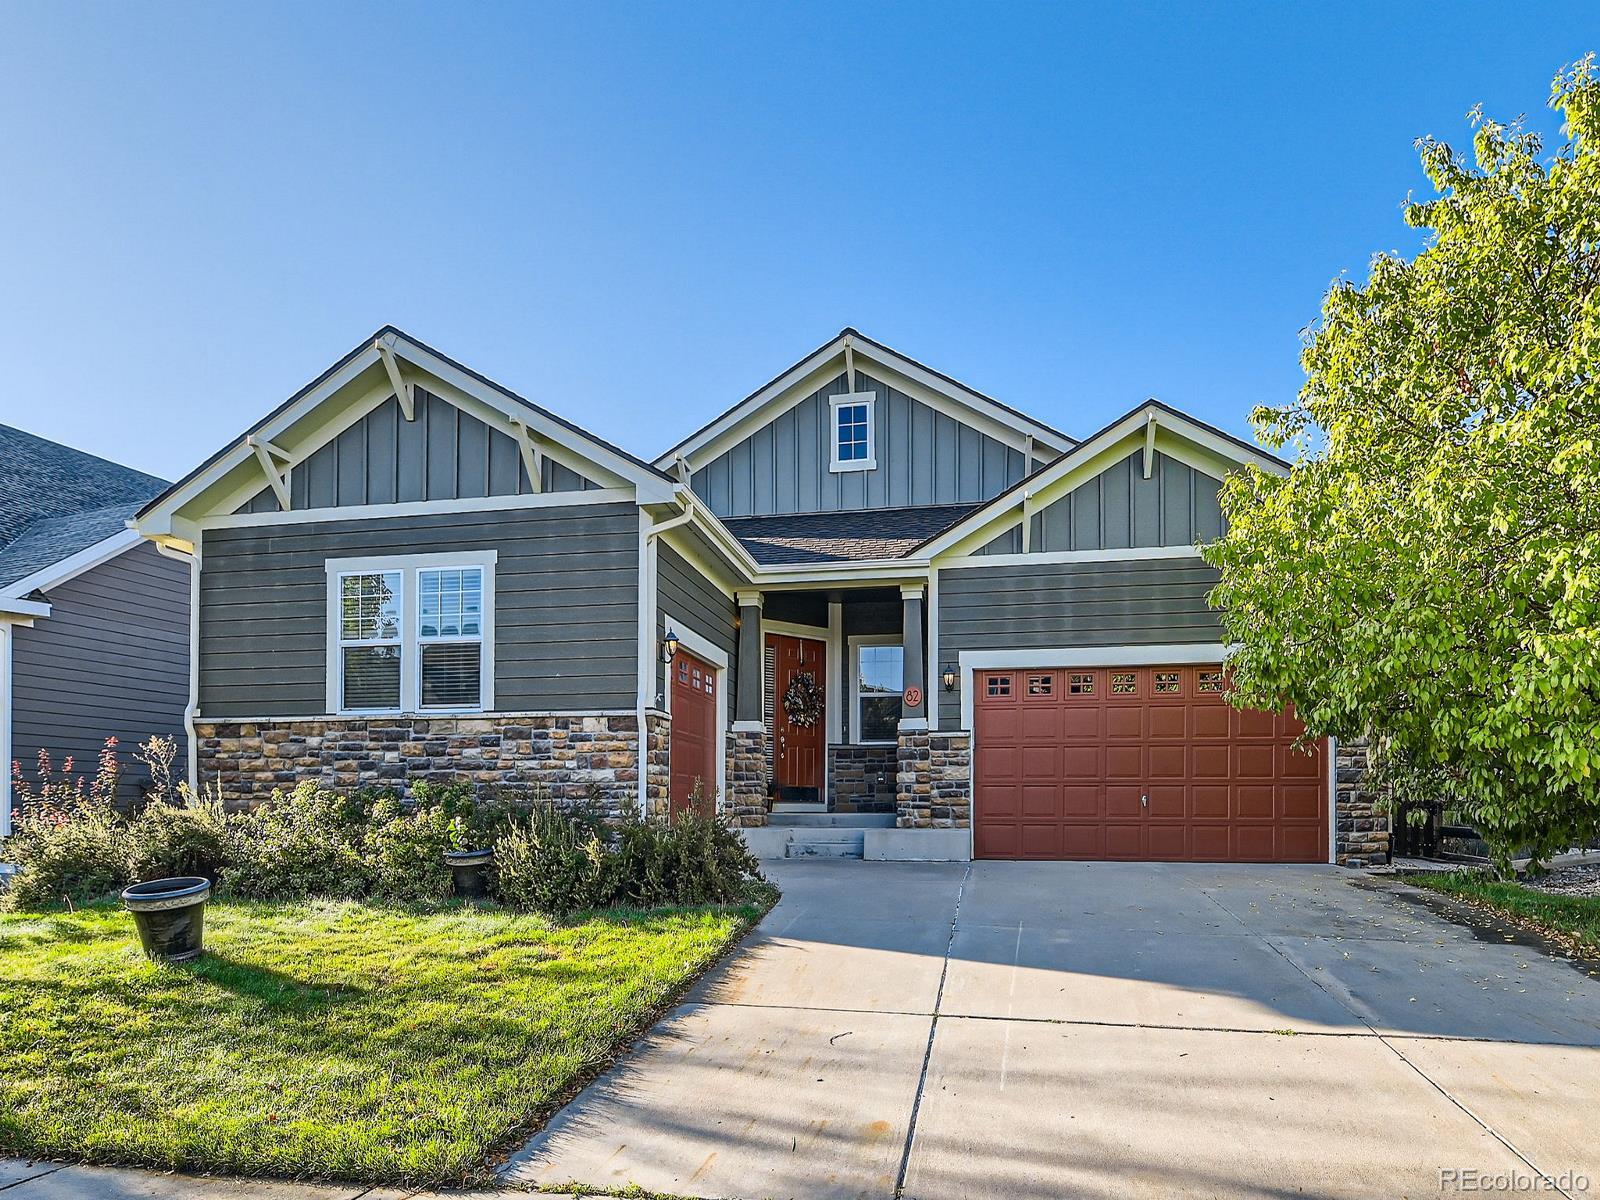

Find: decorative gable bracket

[375,339,416,421]
[246,436,293,511]
[509,419,544,494]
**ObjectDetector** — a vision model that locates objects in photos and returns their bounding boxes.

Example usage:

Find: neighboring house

[134,328,1385,867]
[0,425,190,830]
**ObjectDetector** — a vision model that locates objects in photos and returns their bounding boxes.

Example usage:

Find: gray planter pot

[122,876,211,962]
[443,848,493,899]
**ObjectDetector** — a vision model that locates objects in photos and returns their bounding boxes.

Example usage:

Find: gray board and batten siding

[198,502,639,718]
[238,390,596,514]
[690,371,1031,518]
[935,557,1223,728]
[975,450,1225,555]
[10,542,189,803]
[655,542,738,710]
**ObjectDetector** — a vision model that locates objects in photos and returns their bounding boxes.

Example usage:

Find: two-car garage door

[973,664,1326,862]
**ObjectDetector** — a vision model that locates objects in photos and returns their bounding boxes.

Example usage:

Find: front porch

[723,582,972,858]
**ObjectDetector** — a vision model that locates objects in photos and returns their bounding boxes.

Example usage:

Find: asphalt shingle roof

[721,503,982,565]
[0,424,168,590]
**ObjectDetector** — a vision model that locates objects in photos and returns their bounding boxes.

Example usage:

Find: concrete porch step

[785,832,864,859]
[768,813,896,828]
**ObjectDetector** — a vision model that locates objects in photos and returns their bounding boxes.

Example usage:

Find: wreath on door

[782,671,823,728]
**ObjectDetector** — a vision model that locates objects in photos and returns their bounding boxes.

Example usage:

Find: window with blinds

[329,556,492,714]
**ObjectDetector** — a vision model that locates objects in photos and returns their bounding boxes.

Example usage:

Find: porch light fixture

[661,629,682,664]
[941,663,957,692]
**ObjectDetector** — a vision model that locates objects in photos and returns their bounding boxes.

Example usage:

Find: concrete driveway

[502,862,1600,1199]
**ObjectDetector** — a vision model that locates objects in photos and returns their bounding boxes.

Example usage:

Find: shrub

[125,796,231,884]
[612,809,764,909]
[3,807,128,911]
[365,794,455,901]
[221,783,376,901]
[490,803,618,917]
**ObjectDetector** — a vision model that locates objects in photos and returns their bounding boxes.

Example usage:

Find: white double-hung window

[327,550,496,714]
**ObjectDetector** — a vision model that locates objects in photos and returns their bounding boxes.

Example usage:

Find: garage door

[973,665,1326,862]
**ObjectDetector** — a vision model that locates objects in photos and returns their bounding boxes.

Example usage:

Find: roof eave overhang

[137,328,679,537]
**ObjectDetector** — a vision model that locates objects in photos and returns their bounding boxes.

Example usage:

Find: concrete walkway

[502,861,1600,1200]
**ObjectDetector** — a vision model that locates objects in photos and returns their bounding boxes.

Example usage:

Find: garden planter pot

[444,849,493,899]
[121,876,211,963]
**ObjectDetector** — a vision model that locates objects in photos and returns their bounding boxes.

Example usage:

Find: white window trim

[829,392,877,473]
[325,550,497,716]
[850,633,903,745]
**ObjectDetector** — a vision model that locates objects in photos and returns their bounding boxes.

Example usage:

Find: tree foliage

[1205,58,1600,869]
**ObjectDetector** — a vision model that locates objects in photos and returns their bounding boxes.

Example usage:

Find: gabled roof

[654,329,1076,472]
[0,424,168,593]
[913,400,1288,559]
[723,503,981,565]
[137,326,679,541]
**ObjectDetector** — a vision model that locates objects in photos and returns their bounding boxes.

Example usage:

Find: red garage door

[973,665,1326,862]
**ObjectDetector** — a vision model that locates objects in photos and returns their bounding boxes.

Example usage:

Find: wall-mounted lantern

[661,629,682,665]
[941,663,958,692]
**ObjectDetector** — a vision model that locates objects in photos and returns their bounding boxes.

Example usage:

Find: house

[133,327,1387,867]
[0,424,190,829]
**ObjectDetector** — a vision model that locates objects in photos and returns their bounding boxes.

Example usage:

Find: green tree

[1205,57,1600,872]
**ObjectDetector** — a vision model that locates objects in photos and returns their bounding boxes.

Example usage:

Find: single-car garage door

[973,665,1326,862]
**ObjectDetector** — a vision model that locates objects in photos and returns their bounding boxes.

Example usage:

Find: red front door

[767,633,825,802]
[669,650,717,815]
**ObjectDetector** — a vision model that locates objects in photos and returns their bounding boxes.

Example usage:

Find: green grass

[0,895,769,1186]
[1403,871,1600,959]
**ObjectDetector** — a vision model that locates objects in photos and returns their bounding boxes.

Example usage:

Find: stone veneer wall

[827,744,897,814]
[1333,739,1386,868]
[896,731,972,828]
[643,709,671,818]
[726,728,770,827]
[194,714,645,818]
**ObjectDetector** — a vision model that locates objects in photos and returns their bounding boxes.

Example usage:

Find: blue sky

[0,3,1590,480]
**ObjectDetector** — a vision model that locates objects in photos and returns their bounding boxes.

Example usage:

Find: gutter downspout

[153,538,201,794]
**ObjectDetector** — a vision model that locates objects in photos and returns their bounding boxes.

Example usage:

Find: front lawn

[1402,871,1600,959]
[0,896,767,1185]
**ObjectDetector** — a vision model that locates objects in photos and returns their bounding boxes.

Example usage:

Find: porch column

[734,590,764,728]
[900,584,927,730]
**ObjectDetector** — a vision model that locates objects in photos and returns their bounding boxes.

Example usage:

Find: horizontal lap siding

[936,558,1222,728]
[655,544,737,708]
[10,543,189,802]
[199,503,639,718]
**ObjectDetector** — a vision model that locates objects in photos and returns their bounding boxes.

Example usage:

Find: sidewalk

[0,1160,569,1199]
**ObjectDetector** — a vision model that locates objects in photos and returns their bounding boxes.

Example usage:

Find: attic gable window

[829,392,876,473]
[326,550,496,715]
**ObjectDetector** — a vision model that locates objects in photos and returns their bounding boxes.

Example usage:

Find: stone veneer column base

[1334,738,1386,868]
[643,709,671,818]
[827,743,898,814]
[726,728,770,827]
[896,731,972,829]
[194,714,645,819]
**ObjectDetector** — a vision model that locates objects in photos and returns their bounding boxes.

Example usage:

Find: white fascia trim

[940,545,1206,571]
[920,404,1285,560]
[763,617,829,640]
[660,612,731,670]
[0,598,49,619]
[324,550,498,717]
[956,643,1230,732]
[662,334,1073,473]
[141,333,677,534]
[200,487,637,532]
[1,527,143,600]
